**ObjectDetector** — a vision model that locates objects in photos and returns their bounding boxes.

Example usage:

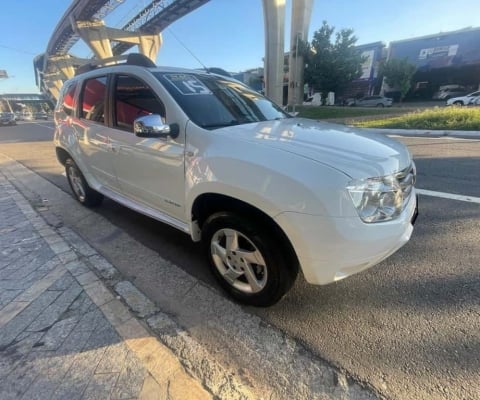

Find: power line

[0,44,37,56]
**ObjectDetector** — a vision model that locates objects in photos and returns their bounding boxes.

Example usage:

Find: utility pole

[292,31,301,114]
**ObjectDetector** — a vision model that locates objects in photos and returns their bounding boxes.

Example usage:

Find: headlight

[347,174,403,223]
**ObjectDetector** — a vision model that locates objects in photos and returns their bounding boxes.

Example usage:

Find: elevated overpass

[35,0,313,106]
[35,0,210,101]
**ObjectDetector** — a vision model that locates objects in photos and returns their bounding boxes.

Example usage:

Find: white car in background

[446,90,480,106]
[54,54,418,306]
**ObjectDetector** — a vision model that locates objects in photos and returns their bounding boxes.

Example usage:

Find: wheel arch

[56,146,71,166]
[191,192,299,267]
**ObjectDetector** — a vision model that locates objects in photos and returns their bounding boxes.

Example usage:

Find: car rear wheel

[376,103,384,107]
[65,158,103,207]
[202,212,298,307]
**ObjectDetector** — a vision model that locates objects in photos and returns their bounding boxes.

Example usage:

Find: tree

[303,21,364,94]
[380,58,416,102]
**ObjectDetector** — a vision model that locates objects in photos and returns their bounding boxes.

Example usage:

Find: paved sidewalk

[0,174,211,399]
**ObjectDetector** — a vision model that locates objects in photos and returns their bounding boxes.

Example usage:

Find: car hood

[218,118,412,179]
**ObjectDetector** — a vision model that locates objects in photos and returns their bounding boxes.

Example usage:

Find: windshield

[154,72,289,129]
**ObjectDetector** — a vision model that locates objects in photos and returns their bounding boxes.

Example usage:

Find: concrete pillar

[262,0,286,105]
[49,55,76,81]
[288,0,314,107]
[73,20,114,59]
[43,75,63,101]
[138,34,162,63]
[72,19,162,63]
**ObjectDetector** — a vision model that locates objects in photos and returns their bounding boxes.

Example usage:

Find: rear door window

[80,76,107,124]
[61,81,78,117]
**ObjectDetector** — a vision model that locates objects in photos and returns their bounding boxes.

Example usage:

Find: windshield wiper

[201,120,240,129]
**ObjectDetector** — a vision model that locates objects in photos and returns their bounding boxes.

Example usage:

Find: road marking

[416,189,480,204]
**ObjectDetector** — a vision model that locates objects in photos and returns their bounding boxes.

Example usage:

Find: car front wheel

[202,212,298,307]
[65,158,103,207]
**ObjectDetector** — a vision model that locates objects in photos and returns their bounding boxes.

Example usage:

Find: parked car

[0,112,16,126]
[34,111,49,120]
[432,85,468,100]
[446,90,480,106]
[353,95,393,107]
[22,112,33,121]
[54,54,417,306]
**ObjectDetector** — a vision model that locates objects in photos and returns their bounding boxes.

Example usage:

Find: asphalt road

[1,120,479,400]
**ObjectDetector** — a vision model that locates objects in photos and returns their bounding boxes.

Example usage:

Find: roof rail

[75,53,156,76]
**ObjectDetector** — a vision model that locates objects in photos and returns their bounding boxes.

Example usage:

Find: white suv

[54,54,418,306]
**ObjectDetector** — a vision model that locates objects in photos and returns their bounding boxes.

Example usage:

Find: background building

[387,27,480,99]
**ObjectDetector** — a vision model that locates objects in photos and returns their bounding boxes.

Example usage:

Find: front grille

[395,163,416,207]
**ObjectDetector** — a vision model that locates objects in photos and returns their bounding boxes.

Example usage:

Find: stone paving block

[76,271,99,286]
[82,372,120,400]
[100,298,133,327]
[75,308,104,333]
[50,346,108,400]
[0,250,36,273]
[59,227,98,257]
[19,354,73,400]
[137,375,167,400]
[0,289,22,309]
[0,245,55,281]
[17,259,63,292]
[48,272,76,291]
[27,282,82,332]
[114,280,159,318]
[83,280,115,307]
[0,290,61,348]
[95,342,129,374]
[35,316,79,352]
[64,260,90,277]
[56,327,93,356]
[65,291,94,316]
[48,240,72,255]
[56,250,78,264]
[126,336,183,386]
[15,264,65,303]
[0,352,42,400]
[83,323,120,352]
[87,254,119,280]
[0,331,44,379]
[110,349,147,400]
[0,301,29,329]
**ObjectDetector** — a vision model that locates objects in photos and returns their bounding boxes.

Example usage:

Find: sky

[0,0,479,93]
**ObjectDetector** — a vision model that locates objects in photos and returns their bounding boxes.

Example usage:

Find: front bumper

[274,190,417,285]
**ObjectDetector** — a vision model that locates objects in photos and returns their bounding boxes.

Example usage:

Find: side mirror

[133,115,179,139]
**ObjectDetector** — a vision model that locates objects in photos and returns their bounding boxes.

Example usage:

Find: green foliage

[298,106,405,120]
[304,21,364,93]
[354,107,480,130]
[380,59,416,101]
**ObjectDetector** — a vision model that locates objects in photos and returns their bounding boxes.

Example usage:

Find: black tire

[65,158,104,207]
[453,101,463,106]
[202,212,298,307]
[376,103,384,108]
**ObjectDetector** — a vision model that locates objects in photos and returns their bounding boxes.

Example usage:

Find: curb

[358,127,480,139]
